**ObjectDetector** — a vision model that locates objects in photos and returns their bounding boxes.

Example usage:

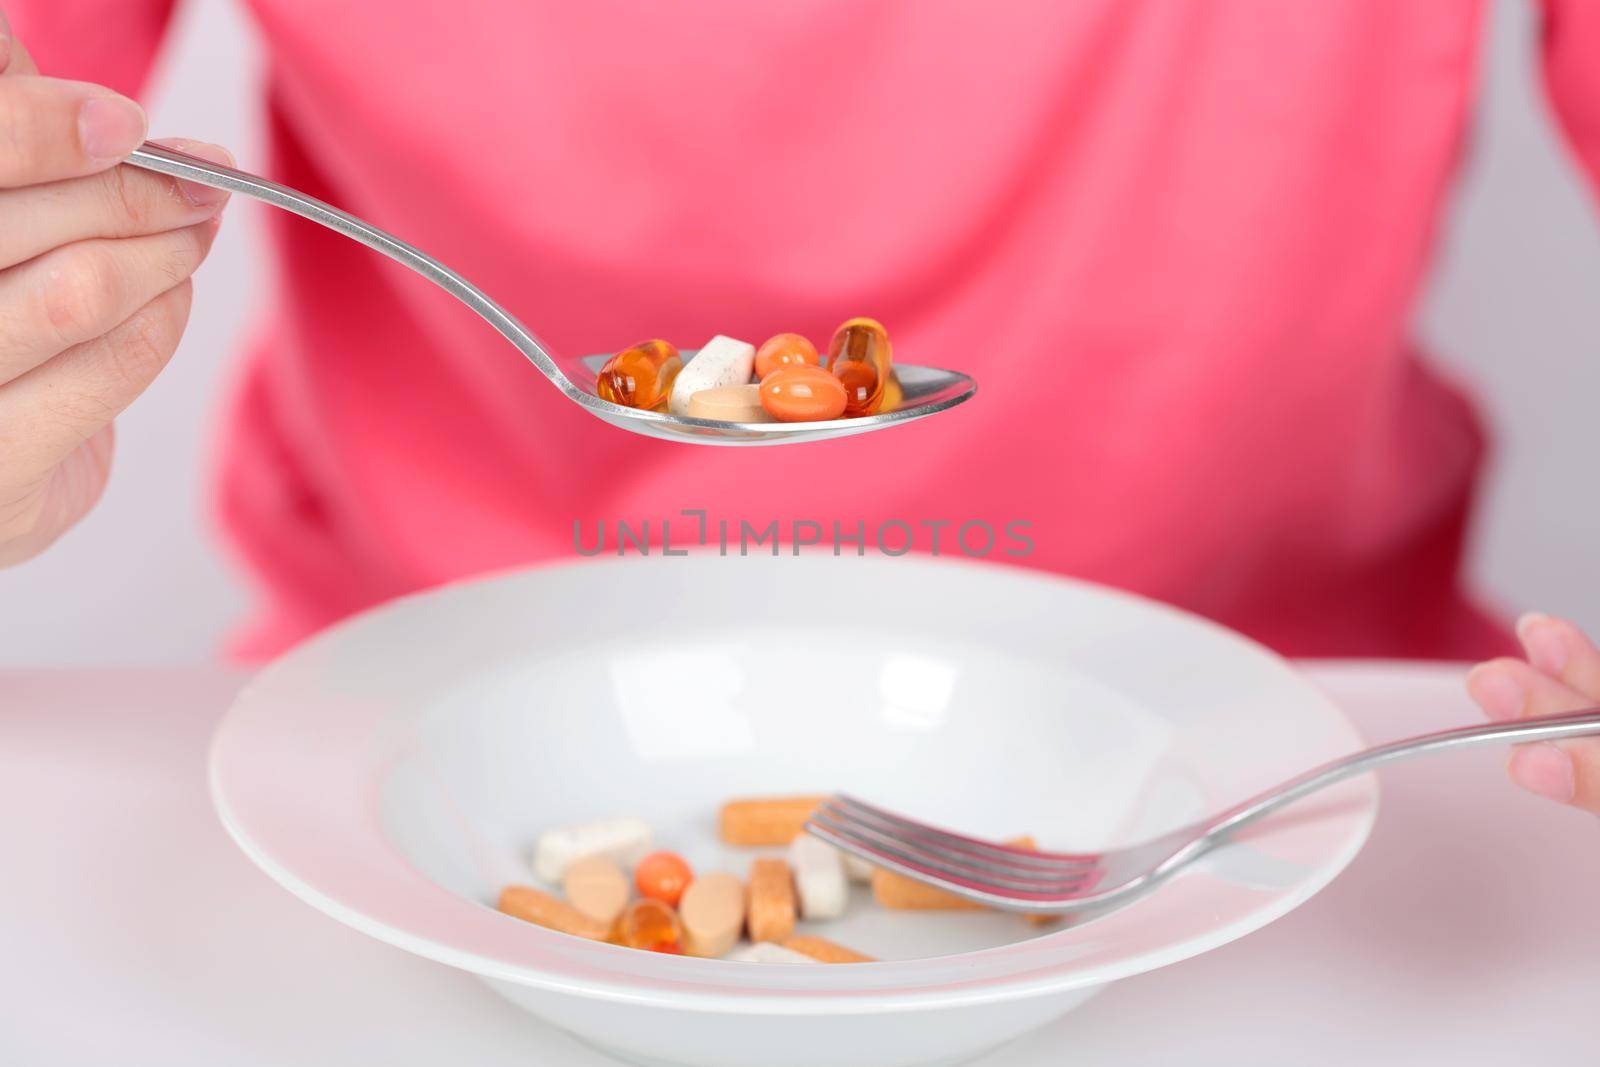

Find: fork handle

[124,142,566,386]
[1204,707,1600,841]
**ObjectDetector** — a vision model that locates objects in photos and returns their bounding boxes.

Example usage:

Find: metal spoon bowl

[129,142,976,446]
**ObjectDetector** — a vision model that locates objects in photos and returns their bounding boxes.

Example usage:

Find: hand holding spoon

[127,142,976,446]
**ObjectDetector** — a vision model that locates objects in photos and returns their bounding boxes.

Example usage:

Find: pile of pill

[496,795,1050,964]
[594,318,900,423]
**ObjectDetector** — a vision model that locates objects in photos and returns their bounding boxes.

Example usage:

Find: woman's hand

[1468,614,1600,813]
[0,9,230,566]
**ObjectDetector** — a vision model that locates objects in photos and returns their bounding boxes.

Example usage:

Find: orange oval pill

[754,333,821,379]
[758,365,848,422]
[635,850,694,907]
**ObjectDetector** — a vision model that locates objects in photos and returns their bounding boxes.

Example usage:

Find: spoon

[127,142,976,446]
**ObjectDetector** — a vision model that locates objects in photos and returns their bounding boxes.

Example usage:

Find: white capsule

[726,941,819,964]
[788,833,848,920]
[669,335,756,417]
[842,852,876,884]
[532,817,652,884]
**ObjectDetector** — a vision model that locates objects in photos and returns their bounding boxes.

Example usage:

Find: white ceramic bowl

[211,555,1375,1067]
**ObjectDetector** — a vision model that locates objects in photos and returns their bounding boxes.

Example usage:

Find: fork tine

[832,794,1099,869]
[811,806,1088,891]
[806,809,1094,895]
[806,811,1101,911]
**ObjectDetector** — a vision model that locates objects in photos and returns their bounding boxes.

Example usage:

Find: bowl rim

[210,554,1377,1015]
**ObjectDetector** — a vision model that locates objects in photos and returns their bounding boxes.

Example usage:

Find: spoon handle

[125,142,566,385]
[1204,706,1600,841]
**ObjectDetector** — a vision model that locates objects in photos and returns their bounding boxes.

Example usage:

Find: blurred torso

[221,0,1502,657]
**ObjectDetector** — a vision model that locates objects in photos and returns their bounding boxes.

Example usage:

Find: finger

[0,277,194,473]
[1515,612,1600,701]
[1465,658,1600,813]
[0,75,147,186]
[1505,739,1600,813]
[1465,657,1592,722]
[0,139,231,271]
[0,217,219,384]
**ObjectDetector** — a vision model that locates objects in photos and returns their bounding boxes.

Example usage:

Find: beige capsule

[719,795,827,847]
[872,835,1039,912]
[561,855,631,928]
[747,857,797,944]
[679,872,746,958]
[783,936,876,964]
[497,885,612,941]
[870,867,986,911]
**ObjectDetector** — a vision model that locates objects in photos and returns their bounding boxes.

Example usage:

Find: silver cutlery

[806,707,1600,917]
[127,142,976,446]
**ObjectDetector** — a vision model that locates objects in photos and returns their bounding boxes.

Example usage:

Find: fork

[804,707,1600,917]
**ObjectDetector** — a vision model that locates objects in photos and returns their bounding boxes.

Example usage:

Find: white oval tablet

[669,335,756,417]
[532,817,652,883]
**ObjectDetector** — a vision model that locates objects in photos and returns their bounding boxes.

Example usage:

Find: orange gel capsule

[597,339,681,411]
[635,850,694,907]
[616,898,685,954]
[759,365,848,422]
[754,333,821,379]
[880,370,903,414]
[827,317,892,417]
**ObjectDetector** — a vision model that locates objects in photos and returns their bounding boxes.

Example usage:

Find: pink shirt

[20,2,1600,659]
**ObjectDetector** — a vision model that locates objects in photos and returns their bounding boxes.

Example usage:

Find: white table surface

[1,662,1595,1064]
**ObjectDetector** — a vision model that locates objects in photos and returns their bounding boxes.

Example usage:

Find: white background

[1,0,1596,666]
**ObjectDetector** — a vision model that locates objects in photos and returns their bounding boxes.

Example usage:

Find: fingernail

[1467,664,1524,721]
[172,142,234,206]
[78,96,148,162]
[1517,613,1569,676]
[1509,743,1575,803]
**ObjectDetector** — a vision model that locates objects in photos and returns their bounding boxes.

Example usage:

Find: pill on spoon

[788,834,847,920]
[754,332,821,379]
[596,339,681,411]
[679,872,746,958]
[669,335,756,417]
[561,855,631,927]
[758,365,848,422]
[685,384,772,423]
[533,817,652,883]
